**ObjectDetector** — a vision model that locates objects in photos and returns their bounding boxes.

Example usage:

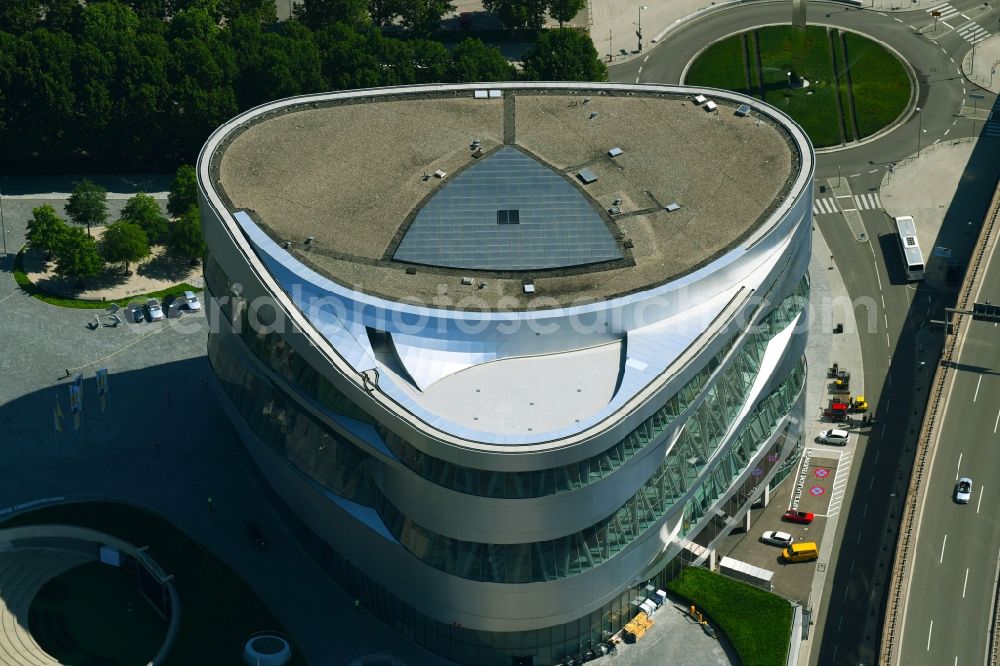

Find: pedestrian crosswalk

[813,192,881,215]
[956,21,991,45]
[926,3,965,24]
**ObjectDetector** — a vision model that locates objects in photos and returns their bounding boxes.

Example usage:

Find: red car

[782,510,815,524]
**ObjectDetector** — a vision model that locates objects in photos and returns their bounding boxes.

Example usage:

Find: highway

[895,190,1000,665]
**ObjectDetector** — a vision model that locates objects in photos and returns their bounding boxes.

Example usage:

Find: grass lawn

[685,25,910,148]
[755,25,842,148]
[685,34,752,95]
[843,32,911,137]
[3,502,308,666]
[30,560,167,665]
[13,247,200,309]
[830,30,856,142]
[667,566,792,666]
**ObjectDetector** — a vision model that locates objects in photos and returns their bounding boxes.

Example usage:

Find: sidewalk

[962,33,1000,95]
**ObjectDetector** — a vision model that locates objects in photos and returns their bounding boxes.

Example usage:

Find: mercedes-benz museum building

[197,82,813,665]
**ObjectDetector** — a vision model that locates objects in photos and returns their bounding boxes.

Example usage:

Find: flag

[53,406,62,433]
[69,385,82,430]
[55,401,64,419]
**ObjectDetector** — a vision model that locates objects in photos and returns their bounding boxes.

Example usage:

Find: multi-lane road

[896,193,1000,665]
[609,1,1000,664]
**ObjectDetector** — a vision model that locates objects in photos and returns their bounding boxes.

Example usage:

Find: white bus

[894,216,925,281]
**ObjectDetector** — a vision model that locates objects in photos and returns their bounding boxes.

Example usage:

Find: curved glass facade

[209,314,805,584]
[207,253,809,500]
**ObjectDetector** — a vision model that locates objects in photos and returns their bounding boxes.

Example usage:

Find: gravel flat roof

[213,87,800,310]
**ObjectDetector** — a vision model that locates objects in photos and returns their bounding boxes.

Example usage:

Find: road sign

[971,93,986,100]
[931,10,941,15]
[972,301,1000,321]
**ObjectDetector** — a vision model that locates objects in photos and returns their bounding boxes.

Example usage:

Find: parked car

[145,298,164,322]
[956,477,973,504]
[782,510,815,524]
[182,290,201,311]
[761,530,794,548]
[816,428,849,445]
[128,303,145,324]
[782,542,819,563]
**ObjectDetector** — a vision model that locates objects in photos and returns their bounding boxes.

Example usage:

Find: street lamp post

[0,187,6,256]
[915,106,923,157]
[637,5,648,52]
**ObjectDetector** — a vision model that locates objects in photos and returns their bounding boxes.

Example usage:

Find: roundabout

[684,24,913,148]
[612,0,973,179]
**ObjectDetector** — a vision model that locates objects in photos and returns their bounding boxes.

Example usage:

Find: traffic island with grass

[685,25,911,148]
[667,566,793,666]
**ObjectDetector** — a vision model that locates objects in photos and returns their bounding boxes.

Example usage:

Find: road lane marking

[875,449,880,464]
[957,453,963,479]
[928,620,934,650]
[839,616,843,630]
[863,503,868,517]
[964,568,969,597]
[638,67,643,74]
[887,333,891,347]
[894,17,903,21]
[881,424,886,437]
[974,376,982,402]
[844,585,850,600]
[933,139,941,145]
[884,314,889,329]
[950,56,955,63]
[850,173,860,178]
[849,559,855,574]
[995,408,1000,434]
[869,477,875,490]
[881,295,886,308]
[941,534,948,563]
[643,55,649,62]
[857,531,862,544]
[944,129,951,136]
[978,487,983,513]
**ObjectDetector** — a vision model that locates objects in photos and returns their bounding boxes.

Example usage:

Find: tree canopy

[65,180,108,236]
[169,206,206,260]
[120,192,169,243]
[522,28,608,82]
[100,220,150,272]
[26,204,68,253]
[0,0,608,173]
[167,164,199,217]
[547,0,585,27]
[54,225,104,280]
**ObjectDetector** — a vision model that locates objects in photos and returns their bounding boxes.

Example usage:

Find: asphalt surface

[895,206,1000,661]
[609,1,1000,664]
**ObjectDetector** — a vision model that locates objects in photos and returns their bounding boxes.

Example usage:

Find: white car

[761,530,794,548]
[182,290,201,311]
[145,298,164,321]
[816,428,849,446]
[956,477,973,504]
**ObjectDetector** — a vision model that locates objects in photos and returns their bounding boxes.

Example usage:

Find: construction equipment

[828,363,851,393]
[850,395,868,412]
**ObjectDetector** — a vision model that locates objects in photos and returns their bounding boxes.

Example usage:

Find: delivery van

[782,542,819,563]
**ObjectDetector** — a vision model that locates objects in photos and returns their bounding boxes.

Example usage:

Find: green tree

[448,38,516,82]
[26,205,68,255]
[168,164,199,217]
[54,226,104,281]
[0,1,41,34]
[294,0,369,30]
[121,193,169,243]
[100,221,150,273]
[65,179,108,236]
[482,0,547,29]
[396,0,455,36]
[548,0,585,27]
[168,206,206,261]
[229,16,326,109]
[369,0,403,26]
[522,28,607,81]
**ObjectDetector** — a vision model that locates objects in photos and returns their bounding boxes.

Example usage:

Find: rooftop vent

[461,277,474,285]
[405,266,417,275]
[623,239,634,249]
[523,280,536,294]
[664,202,681,212]
[577,169,598,184]
[589,111,599,120]
[434,169,447,178]
[305,236,315,245]
[608,147,624,158]
[704,101,718,113]
[736,104,752,117]
[693,94,707,105]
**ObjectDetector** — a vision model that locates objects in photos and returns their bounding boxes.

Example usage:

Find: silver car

[761,530,794,548]
[182,290,201,311]
[145,298,164,321]
[956,477,972,504]
[816,429,849,446]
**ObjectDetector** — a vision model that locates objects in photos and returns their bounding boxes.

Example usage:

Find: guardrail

[879,172,1000,665]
